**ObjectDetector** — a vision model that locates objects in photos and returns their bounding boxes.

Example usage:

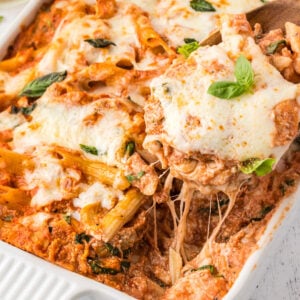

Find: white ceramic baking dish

[0,1,299,299]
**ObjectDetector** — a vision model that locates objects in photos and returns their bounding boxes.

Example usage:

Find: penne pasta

[53,148,130,190]
[0,185,30,209]
[99,188,144,242]
[0,148,34,174]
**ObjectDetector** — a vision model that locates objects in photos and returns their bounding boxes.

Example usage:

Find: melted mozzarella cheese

[20,212,52,229]
[73,182,123,209]
[37,4,140,75]
[24,147,82,207]
[125,0,272,46]
[13,94,134,166]
[147,26,298,162]
[0,109,25,131]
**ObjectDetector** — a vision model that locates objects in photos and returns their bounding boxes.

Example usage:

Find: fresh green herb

[279,178,295,196]
[63,214,71,225]
[1,215,13,222]
[177,41,199,58]
[75,232,91,244]
[279,183,286,196]
[285,178,295,186]
[120,261,131,272]
[234,55,255,89]
[85,38,116,48]
[19,71,67,98]
[251,205,273,221]
[125,141,135,156]
[190,0,216,12]
[208,55,255,99]
[207,81,246,99]
[240,158,276,176]
[10,103,37,115]
[191,264,217,275]
[0,16,4,23]
[123,248,131,259]
[260,0,268,3]
[105,243,121,257]
[184,38,197,44]
[88,259,119,275]
[126,171,145,183]
[266,40,286,55]
[21,103,37,115]
[149,273,168,288]
[79,144,98,155]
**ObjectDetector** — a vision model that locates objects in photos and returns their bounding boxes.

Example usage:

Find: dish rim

[0,1,299,299]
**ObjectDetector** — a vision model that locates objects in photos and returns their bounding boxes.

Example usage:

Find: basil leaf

[0,16,4,23]
[177,41,199,58]
[208,55,255,99]
[184,38,197,44]
[266,40,286,55]
[19,71,67,98]
[190,0,216,12]
[234,55,254,90]
[80,144,98,155]
[207,81,246,99]
[85,38,116,48]
[240,158,276,176]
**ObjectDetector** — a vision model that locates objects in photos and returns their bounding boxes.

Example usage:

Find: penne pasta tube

[0,185,30,209]
[0,53,32,72]
[0,47,45,73]
[99,188,144,242]
[135,14,175,58]
[0,148,34,174]
[54,148,130,190]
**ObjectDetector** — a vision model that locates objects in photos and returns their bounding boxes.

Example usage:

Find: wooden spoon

[200,0,300,46]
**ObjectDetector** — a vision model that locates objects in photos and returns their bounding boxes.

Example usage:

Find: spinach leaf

[75,232,91,244]
[10,103,37,115]
[266,40,286,55]
[85,38,116,48]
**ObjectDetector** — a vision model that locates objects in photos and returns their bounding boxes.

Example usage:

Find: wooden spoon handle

[247,0,300,32]
[200,0,300,46]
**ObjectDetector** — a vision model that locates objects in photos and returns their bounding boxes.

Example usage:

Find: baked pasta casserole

[0,0,300,299]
